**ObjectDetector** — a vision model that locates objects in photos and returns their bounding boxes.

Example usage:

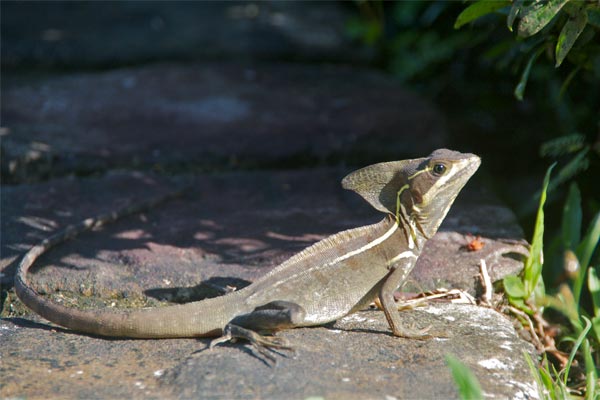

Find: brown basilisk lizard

[15,149,480,355]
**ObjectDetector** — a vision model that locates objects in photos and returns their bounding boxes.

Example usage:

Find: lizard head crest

[342,149,481,238]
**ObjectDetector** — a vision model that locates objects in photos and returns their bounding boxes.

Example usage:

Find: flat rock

[1,169,532,399]
[1,304,538,399]
[1,62,446,183]
[1,1,366,68]
[165,304,537,399]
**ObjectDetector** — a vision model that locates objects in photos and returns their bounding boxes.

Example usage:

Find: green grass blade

[574,212,600,305]
[514,47,544,101]
[523,351,554,399]
[576,211,600,271]
[582,338,598,399]
[446,354,483,400]
[589,267,600,316]
[523,351,547,399]
[524,163,556,298]
[562,316,592,386]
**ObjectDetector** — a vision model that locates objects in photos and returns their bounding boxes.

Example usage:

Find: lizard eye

[432,163,446,176]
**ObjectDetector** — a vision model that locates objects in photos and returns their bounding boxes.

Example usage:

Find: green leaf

[588,267,600,316]
[524,352,554,399]
[518,0,569,37]
[514,47,544,101]
[576,211,600,270]
[555,5,588,67]
[509,297,532,314]
[540,133,586,157]
[583,339,597,400]
[524,163,555,296]
[445,354,483,400]
[574,212,600,305]
[562,183,582,251]
[507,0,524,32]
[563,317,592,386]
[547,284,582,331]
[592,315,600,344]
[454,1,510,29]
[533,276,546,309]
[503,275,527,298]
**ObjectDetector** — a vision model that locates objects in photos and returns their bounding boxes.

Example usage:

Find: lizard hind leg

[209,301,306,362]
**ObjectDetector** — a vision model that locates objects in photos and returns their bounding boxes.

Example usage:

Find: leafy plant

[503,163,600,397]
[503,163,555,314]
[455,0,600,100]
[524,351,571,399]
[346,4,599,394]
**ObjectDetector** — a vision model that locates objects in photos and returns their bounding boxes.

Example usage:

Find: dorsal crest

[341,149,481,237]
[341,158,423,214]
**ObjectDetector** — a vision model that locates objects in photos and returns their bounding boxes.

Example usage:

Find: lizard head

[342,149,481,238]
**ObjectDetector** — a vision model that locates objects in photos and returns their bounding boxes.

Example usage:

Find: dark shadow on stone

[191,336,293,368]
[3,317,63,332]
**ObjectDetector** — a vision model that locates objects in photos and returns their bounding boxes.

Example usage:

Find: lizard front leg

[209,301,306,361]
[379,258,432,339]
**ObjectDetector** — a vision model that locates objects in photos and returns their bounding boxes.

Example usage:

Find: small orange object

[465,234,484,251]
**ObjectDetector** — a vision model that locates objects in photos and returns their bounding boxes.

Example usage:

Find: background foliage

[346,1,599,220]
[347,0,599,396]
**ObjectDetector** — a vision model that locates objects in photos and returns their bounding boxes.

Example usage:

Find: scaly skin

[15,149,480,346]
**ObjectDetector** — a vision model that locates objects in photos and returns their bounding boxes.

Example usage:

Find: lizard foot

[209,324,293,364]
[392,324,434,340]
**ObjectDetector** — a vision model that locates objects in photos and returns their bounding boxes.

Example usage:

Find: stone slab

[1,1,366,69]
[1,169,530,399]
[1,62,446,183]
[1,304,538,399]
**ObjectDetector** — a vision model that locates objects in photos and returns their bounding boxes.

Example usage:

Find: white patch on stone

[478,358,510,371]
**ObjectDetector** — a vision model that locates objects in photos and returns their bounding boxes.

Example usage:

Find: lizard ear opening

[341,160,416,214]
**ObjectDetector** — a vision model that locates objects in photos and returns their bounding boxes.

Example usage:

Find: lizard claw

[209,331,235,349]
[209,324,294,364]
[393,324,434,340]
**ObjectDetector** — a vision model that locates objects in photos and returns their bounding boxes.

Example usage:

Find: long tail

[13,188,235,338]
